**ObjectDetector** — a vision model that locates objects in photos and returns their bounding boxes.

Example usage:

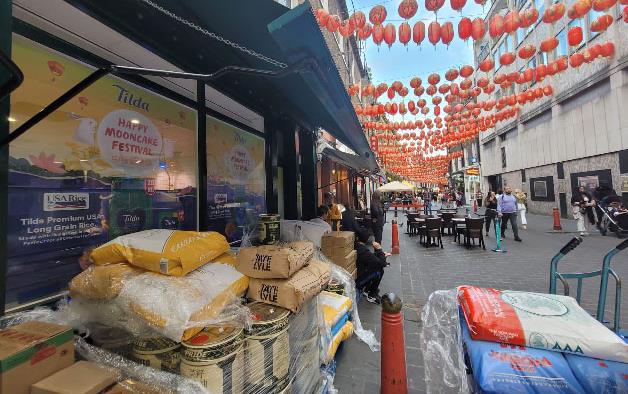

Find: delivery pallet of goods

[419,238,628,393]
[0,228,378,394]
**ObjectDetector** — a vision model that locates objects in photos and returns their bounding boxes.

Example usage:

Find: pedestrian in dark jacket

[355,228,387,304]
[484,191,498,236]
[341,201,361,234]
[371,191,385,244]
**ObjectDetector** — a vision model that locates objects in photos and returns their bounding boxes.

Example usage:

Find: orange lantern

[471,18,486,41]
[479,57,495,72]
[441,22,454,46]
[351,11,366,29]
[593,0,617,12]
[428,21,441,47]
[591,14,613,32]
[338,20,355,37]
[369,5,387,25]
[399,0,419,19]
[460,64,474,78]
[518,44,536,59]
[316,9,330,27]
[326,15,340,32]
[489,14,505,38]
[520,7,539,27]
[504,11,521,34]
[372,24,384,46]
[500,51,516,66]
[384,23,396,48]
[523,67,535,82]
[600,41,615,57]
[567,26,583,47]
[572,0,593,18]
[543,3,566,24]
[425,0,446,16]
[540,37,559,52]
[399,22,412,46]
[535,64,547,81]
[543,85,553,96]
[413,21,426,45]
[458,17,473,40]
[357,24,373,40]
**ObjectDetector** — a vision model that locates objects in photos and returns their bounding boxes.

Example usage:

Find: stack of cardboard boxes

[321,232,357,280]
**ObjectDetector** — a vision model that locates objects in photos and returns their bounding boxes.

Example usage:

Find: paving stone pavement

[334,209,628,393]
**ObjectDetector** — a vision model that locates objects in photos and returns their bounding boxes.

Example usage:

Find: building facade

[475,0,628,216]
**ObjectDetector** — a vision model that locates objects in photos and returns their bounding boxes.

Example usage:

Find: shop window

[7,35,198,309]
[206,117,266,243]
[501,146,507,168]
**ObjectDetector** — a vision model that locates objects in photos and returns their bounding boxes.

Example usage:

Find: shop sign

[144,178,156,196]
[43,193,89,211]
[466,167,480,176]
[621,173,628,193]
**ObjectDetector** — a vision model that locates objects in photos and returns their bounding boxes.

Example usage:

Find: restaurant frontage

[0,0,376,312]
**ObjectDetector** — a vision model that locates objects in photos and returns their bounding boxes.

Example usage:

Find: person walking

[514,189,528,230]
[572,186,594,236]
[371,190,385,244]
[497,186,522,242]
[484,191,498,236]
[475,190,483,212]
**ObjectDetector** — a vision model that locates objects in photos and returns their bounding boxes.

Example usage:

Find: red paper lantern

[426,85,437,95]
[428,21,441,46]
[484,83,496,94]
[316,9,330,27]
[413,21,426,45]
[520,7,539,27]
[518,44,536,59]
[415,86,425,96]
[569,52,584,67]
[445,69,459,81]
[540,37,559,52]
[535,64,547,81]
[384,23,396,48]
[567,26,583,47]
[369,5,387,25]
[476,76,489,88]
[399,22,412,46]
[471,18,486,41]
[489,14,505,38]
[504,11,521,34]
[543,3,566,24]
[460,64,474,78]
[432,96,443,105]
[326,15,340,32]
[494,73,507,84]
[591,14,613,32]
[428,73,441,85]
[438,83,450,94]
[387,87,395,99]
[624,6,628,23]
[372,24,384,46]
[400,87,409,97]
[357,23,373,40]
[399,0,419,19]
[500,51,516,66]
[458,17,473,40]
[450,0,467,12]
[338,20,355,37]
[523,68,535,82]
[543,86,553,96]
[351,11,366,29]
[441,22,454,46]
[460,78,473,89]
[479,57,495,72]
[593,0,617,12]
[507,71,520,82]
[600,41,615,57]
[425,0,446,15]
[410,77,422,88]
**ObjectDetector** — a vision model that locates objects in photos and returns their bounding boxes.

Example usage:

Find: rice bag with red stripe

[457,286,628,363]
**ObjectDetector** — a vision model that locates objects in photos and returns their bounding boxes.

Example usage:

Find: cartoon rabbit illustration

[69,112,97,145]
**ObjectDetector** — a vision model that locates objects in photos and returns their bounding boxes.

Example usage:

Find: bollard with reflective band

[491,217,506,253]
[552,207,563,231]
[391,220,400,255]
[381,293,407,394]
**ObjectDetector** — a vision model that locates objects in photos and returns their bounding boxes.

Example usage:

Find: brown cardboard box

[247,259,331,312]
[236,241,314,279]
[350,268,357,280]
[321,232,355,257]
[329,250,357,272]
[31,361,116,394]
[0,321,74,394]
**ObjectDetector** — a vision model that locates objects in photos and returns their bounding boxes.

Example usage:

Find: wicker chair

[464,217,486,249]
[406,213,421,236]
[422,217,443,248]
[440,212,454,235]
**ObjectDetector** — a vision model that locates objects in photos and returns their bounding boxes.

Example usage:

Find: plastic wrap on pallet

[67,260,250,342]
[419,289,470,394]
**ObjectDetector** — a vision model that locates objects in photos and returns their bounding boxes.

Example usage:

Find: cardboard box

[321,232,355,256]
[247,259,331,312]
[350,268,357,280]
[31,361,116,394]
[236,241,314,279]
[328,250,357,272]
[0,321,74,394]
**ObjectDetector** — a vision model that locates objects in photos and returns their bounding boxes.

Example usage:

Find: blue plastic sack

[461,319,586,393]
[565,354,628,394]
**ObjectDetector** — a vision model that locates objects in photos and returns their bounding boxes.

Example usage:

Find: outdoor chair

[422,217,443,248]
[406,213,421,236]
[464,217,485,250]
[440,212,454,235]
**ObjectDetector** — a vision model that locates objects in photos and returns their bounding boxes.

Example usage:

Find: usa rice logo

[43,193,89,211]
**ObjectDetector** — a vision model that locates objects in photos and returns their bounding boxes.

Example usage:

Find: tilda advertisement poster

[206,118,266,242]
[6,35,198,306]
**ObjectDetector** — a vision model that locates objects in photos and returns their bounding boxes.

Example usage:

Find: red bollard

[391,220,400,255]
[381,293,408,394]
[473,199,478,213]
[552,207,563,231]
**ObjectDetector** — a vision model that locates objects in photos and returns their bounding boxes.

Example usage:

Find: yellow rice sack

[325,321,353,363]
[90,229,229,276]
[319,291,353,329]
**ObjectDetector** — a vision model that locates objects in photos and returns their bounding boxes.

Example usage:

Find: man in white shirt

[310,205,332,234]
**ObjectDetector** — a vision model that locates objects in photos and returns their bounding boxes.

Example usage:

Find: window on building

[537,51,548,65]
[587,8,605,40]
[501,147,507,168]
[535,0,546,21]
[556,28,568,57]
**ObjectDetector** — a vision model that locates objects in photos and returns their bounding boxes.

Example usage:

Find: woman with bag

[571,186,594,236]
[484,191,498,236]
[515,189,528,230]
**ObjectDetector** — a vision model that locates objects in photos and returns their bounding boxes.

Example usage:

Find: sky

[347,0,489,124]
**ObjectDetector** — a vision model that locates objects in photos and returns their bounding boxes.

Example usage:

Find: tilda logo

[113,84,150,111]
[43,193,89,211]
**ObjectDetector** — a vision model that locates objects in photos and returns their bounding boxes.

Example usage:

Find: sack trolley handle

[549,236,583,294]
[596,238,628,332]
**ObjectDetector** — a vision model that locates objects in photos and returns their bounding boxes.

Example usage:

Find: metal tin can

[132,337,180,374]
[244,302,291,394]
[88,324,133,358]
[325,278,345,295]
[180,326,245,394]
[258,214,280,245]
